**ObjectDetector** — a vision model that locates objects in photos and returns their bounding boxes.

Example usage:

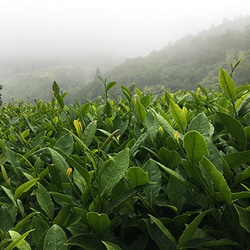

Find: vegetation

[0,63,250,249]
[80,16,250,100]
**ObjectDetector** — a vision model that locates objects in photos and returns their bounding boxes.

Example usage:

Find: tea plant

[0,66,249,249]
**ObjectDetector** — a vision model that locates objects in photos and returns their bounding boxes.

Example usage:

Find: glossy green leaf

[54,147,90,184]
[12,212,39,232]
[149,214,177,245]
[106,81,116,92]
[167,175,186,213]
[1,186,17,206]
[159,147,181,168]
[183,130,208,166]
[219,68,236,100]
[169,98,187,132]
[141,95,151,108]
[83,120,97,147]
[121,85,132,102]
[126,167,149,187]
[48,148,68,180]
[65,234,104,249]
[52,81,60,96]
[36,183,54,220]
[43,224,67,250]
[234,205,250,233]
[31,215,50,245]
[55,133,74,156]
[53,204,72,227]
[235,167,250,184]
[80,102,91,116]
[223,150,250,169]
[100,148,129,196]
[145,218,176,250]
[8,230,31,250]
[6,229,34,250]
[188,113,213,138]
[143,159,161,206]
[14,178,39,199]
[201,156,231,205]
[105,184,148,213]
[102,241,121,250]
[153,160,189,187]
[178,210,210,247]
[87,212,110,234]
[217,111,247,150]
[134,98,147,122]
[0,207,14,234]
[151,109,177,140]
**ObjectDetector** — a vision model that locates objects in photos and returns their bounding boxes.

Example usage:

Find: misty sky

[1,0,250,59]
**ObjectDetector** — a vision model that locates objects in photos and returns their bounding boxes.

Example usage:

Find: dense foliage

[0,65,250,249]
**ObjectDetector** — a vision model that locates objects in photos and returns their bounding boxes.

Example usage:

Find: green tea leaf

[87,212,110,234]
[54,147,90,184]
[201,156,232,205]
[223,150,250,169]
[100,148,129,196]
[121,85,132,102]
[106,81,116,92]
[105,184,149,213]
[234,205,250,233]
[14,178,39,199]
[83,120,97,147]
[159,147,181,168]
[36,183,54,220]
[153,160,189,187]
[183,130,208,166]
[134,98,147,123]
[167,175,186,213]
[219,68,236,100]
[143,159,161,206]
[6,230,34,250]
[178,210,210,247]
[188,113,213,138]
[48,148,68,180]
[149,214,177,245]
[145,218,176,250]
[169,98,187,132]
[8,230,31,250]
[43,224,67,250]
[151,109,177,140]
[235,167,250,184]
[53,204,72,227]
[126,167,149,187]
[217,111,247,150]
[55,133,74,156]
[0,207,14,234]
[80,102,91,116]
[52,81,60,96]
[12,211,39,232]
[65,234,103,249]
[102,241,121,250]
[31,215,50,245]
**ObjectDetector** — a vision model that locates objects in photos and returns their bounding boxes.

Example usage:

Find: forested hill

[81,15,250,100]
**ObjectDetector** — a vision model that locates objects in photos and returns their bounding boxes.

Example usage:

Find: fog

[1,0,250,62]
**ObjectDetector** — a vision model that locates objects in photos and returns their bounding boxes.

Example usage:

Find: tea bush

[0,66,250,249]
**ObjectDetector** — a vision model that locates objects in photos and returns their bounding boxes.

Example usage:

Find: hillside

[1,15,250,103]
[1,52,124,103]
[79,15,250,100]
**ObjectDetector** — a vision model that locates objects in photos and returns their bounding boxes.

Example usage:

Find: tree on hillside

[0,85,2,105]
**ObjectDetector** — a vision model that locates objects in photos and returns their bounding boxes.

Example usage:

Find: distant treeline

[78,15,250,101]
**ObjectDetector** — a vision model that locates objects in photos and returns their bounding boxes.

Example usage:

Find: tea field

[0,66,250,249]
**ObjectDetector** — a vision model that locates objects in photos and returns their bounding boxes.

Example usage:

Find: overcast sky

[1,0,250,60]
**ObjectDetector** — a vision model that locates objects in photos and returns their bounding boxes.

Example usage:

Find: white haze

[1,0,250,60]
